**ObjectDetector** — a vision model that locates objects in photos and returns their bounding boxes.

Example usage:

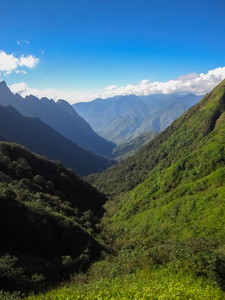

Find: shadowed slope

[0,105,115,176]
[0,81,115,155]
[0,142,106,293]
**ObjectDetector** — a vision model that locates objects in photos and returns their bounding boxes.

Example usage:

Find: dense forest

[0,143,106,296]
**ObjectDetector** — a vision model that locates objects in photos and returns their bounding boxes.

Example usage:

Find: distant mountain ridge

[111,130,157,160]
[74,93,203,144]
[0,81,115,155]
[0,105,115,176]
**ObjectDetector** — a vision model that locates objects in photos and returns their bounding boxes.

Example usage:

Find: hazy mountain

[0,141,105,292]
[74,93,202,144]
[111,130,157,160]
[134,101,190,134]
[0,105,115,176]
[139,93,202,112]
[0,81,115,155]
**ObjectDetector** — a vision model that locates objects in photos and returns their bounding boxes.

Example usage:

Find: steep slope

[0,105,115,176]
[0,81,115,155]
[88,81,225,196]
[88,79,225,285]
[74,93,202,144]
[83,80,225,290]
[0,142,106,293]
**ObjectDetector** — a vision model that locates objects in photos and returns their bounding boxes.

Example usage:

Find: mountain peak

[0,80,12,93]
[0,80,7,87]
[0,81,16,103]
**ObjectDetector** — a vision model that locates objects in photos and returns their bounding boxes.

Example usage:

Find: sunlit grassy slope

[79,79,225,297]
[94,80,225,282]
[25,268,224,299]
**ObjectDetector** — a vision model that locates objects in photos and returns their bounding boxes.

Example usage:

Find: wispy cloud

[0,50,39,75]
[17,40,30,46]
[9,66,225,104]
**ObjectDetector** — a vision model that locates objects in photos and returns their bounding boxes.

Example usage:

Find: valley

[1,80,225,299]
[2,0,225,298]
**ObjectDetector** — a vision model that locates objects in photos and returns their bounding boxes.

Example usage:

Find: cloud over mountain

[102,67,225,97]
[0,50,39,75]
[9,66,225,104]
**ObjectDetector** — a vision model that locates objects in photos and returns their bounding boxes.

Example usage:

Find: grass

[24,267,225,300]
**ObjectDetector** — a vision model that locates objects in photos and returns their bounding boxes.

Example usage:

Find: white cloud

[9,66,225,104]
[0,51,18,72]
[101,67,225,98]
[18,55,39,69]
[0,50,39,75]
[15,70,27,74]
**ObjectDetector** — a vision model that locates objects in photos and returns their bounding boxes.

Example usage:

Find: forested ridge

[0,142,106,295]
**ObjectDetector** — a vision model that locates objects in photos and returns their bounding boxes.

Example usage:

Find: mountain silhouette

[0,81,115,155]
[0,105,115,176]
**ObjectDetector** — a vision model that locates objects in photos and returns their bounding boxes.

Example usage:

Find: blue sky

[0,0,225,103]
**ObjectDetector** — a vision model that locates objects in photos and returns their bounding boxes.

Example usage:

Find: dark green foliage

[0,142,106,293]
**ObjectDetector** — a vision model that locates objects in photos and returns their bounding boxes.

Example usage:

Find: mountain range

[0,105,115,176]
[74,93,203,144]
[0,81,115,156]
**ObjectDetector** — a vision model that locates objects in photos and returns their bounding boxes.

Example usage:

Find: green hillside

[0,142,106,294]
[84,79,225,292]
[88,79,225,197]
